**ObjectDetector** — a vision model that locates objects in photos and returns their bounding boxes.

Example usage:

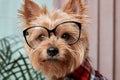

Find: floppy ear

[19,0,47,25]
[62,0,88,15]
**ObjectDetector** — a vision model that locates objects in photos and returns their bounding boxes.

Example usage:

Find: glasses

[23,21,82,49]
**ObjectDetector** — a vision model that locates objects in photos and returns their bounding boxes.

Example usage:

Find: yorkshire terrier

[19,0,106,80]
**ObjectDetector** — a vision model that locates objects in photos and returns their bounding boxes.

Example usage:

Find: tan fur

[19,0,89,80]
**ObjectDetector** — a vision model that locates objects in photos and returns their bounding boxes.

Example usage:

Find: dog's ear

[19,0,47,25]
[62,0,87,15]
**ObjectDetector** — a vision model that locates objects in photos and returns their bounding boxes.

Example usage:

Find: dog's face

[19,0,89,79]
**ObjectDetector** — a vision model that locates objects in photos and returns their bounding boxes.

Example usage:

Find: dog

[19,0,107,80]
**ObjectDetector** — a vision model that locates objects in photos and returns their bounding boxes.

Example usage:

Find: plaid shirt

[64,59,107,80]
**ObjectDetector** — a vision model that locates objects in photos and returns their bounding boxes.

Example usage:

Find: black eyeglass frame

[23,21,82,49]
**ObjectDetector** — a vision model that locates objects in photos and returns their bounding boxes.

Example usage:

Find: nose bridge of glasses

[48,28,56,37]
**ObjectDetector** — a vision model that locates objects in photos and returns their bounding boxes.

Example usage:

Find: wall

[88,0,120,80]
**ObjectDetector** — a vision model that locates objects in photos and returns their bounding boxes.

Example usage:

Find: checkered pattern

[64,59,107,80]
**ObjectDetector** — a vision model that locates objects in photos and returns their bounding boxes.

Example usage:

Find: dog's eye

[38,34,45,41]
[61,33,70,40]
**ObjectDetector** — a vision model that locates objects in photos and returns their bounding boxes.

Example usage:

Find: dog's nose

[47,47,59,57]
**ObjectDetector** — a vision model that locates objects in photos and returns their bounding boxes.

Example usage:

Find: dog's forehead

[29,10,74,29]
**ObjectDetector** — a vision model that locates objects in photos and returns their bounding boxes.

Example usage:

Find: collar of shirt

[64,59,106,80]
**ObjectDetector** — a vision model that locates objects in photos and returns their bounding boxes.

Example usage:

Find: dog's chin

[36,57,73,79]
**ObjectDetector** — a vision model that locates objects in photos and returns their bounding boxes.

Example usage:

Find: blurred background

[0,0,120,80]
[0,0,53,38]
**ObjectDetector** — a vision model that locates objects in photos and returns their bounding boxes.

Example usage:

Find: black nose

[47,47,59,57]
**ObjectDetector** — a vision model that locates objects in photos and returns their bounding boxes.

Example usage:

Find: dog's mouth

[42,58,59,62]
[47,58,58,62]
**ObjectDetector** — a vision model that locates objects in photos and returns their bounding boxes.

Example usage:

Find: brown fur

[19,0,89,80]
